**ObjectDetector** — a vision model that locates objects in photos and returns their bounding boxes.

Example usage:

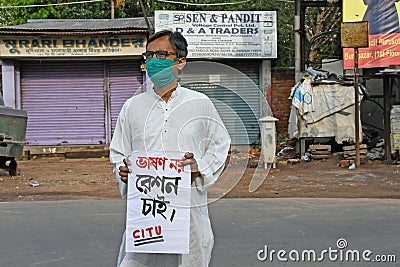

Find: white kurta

[109,85,231,267]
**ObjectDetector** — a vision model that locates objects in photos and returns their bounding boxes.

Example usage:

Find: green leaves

[0,0,57,25]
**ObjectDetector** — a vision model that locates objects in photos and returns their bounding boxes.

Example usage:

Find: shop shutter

[21,61,106,145]
[108,60,144,136]
[180,60,262,145]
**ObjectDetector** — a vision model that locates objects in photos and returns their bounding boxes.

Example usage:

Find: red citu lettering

[155,225,162,235]
[146,227,153,237]
[133,225,162,239]
[133,230,140,239]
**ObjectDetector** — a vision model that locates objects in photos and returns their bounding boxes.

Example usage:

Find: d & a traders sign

[126,151,191,253]
[0,34,146,57]
[155,10,277,58]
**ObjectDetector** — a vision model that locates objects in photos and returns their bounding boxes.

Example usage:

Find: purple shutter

[109,60,144,136]
[21,61,106,145]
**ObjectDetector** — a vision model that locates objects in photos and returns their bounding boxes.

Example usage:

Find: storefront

[1,16,272,147]
[0,18,147,146]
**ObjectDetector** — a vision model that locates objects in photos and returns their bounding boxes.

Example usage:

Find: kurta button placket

[162,104,170,140]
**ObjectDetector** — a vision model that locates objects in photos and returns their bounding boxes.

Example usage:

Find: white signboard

[155,10,277,58]
[126,151,191,254]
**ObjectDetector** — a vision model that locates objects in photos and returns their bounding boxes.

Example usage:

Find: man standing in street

[109,30,231,267]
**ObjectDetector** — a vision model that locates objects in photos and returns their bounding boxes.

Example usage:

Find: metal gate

[180,60,262,145]
[108,60,144,136]
[21,61,106,145]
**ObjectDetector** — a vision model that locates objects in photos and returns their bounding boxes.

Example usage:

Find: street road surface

[1,198,399,267]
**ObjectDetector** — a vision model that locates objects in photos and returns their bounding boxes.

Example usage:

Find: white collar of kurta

[151,83,182,102]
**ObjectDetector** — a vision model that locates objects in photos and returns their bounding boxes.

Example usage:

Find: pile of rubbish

[280,66,400,166]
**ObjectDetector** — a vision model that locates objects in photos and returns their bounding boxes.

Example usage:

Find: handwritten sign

[126,151,191,254]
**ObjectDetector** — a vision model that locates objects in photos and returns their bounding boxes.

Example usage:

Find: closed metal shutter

[180,60,262,145]
[109,60,144,136]
[21,61,106,145]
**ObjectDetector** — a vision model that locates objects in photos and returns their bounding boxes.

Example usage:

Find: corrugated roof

[0,18,154,35]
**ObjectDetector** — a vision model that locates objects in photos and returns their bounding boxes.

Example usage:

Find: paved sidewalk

[1,156,399,201]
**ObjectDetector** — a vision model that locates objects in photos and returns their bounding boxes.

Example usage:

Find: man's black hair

[146,30,188,58]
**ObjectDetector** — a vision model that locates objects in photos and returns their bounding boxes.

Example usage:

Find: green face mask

[146,58,177,88]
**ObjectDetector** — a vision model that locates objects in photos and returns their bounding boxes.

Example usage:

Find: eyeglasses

[142,50,176,60]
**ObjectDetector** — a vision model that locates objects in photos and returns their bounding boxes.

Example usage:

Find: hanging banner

[155,10,277,58]
[126,151,191,254]
[343,0,400,69]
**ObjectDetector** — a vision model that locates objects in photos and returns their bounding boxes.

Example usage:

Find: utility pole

[111,0,115,19]
[354,47,361,166]
[294,0,302,82]
[139,0,153,35]
[341,21,369,168]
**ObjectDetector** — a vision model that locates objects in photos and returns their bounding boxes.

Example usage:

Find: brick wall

[268,68,295,137]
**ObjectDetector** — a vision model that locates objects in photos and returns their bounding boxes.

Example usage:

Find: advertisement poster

[155,10,277,58]
[343,0,400,69]
[125,151,191,254]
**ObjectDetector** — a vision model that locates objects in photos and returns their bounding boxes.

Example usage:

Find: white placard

[155,10,277,58]
[126,151,191,254]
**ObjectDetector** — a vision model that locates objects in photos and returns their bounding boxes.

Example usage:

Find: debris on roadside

[248,147,261,168]
[27,178,40,187]
[342,144,368,163]
[348,162,356,170]
[338,159,351,168]
[301,152,312,162]
[309,144,331,160]
[287,159,301,164]
[249,147,261,160]
[368,147,385,160]
[277,146,297,159]
[28,182,40,187]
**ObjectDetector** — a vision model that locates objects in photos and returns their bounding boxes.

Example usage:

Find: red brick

[270,68,295,136]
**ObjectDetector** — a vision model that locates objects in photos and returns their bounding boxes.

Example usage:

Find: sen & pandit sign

[155,10,277,59]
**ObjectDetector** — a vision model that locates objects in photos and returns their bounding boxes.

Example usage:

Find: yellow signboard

[343,0,400,69]
[0,34,146,57]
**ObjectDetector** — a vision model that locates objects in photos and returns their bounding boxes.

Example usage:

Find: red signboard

[343,33,400,69]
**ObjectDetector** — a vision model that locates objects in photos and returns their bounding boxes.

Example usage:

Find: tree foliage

[0,0,114,23]
[0,0,55,25]
[304,5,342,68]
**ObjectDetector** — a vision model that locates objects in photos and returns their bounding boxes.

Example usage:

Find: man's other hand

[180,152,201,181]
[118,158,131,184]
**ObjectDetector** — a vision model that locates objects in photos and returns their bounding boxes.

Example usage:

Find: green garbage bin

[0,103,28,175]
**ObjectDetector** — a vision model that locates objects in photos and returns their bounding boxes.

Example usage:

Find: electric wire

[0,0,104,9]
[156,0,250,6]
